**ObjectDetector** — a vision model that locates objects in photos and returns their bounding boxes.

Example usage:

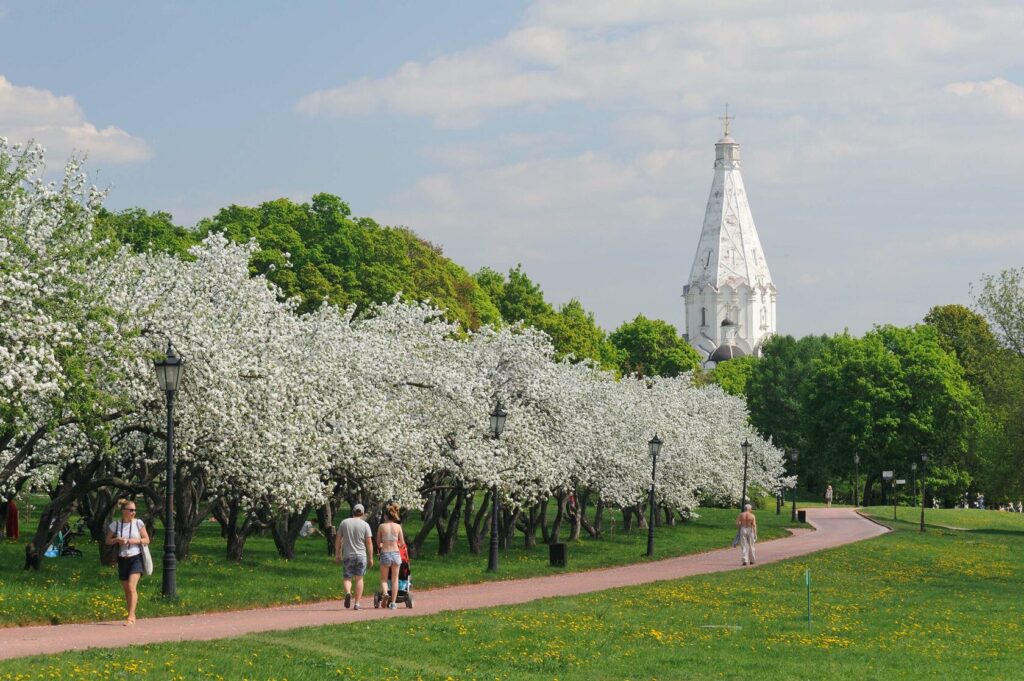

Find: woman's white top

[108,518,144,558]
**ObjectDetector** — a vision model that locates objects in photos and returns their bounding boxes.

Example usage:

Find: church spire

[682,119,776,363]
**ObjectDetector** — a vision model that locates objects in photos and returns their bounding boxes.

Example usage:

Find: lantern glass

[153,343,184,392]
[489,402,508,438]
[741,438,752,457]
[648,435,663,459]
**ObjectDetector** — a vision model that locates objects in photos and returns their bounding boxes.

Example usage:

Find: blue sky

[2,1,1023,337]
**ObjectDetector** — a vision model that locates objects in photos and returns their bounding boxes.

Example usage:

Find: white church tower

[683,113,776,364]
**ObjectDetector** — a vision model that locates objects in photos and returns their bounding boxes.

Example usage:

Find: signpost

[882,470,894,508]
[884,471,892,518]
[806,569,812,631]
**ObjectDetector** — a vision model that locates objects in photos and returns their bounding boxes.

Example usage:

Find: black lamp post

[853,454,860,507]
[487,401,508,573]
[153,341,184,599]
[646,435,663,557]
[911,462,918,507]
[740,438,752,511]
[790,448,799,522]
[919,453,929,532]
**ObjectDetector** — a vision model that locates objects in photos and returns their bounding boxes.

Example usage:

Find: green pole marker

[805,568,812,631]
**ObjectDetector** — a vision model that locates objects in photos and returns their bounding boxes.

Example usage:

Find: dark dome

[709,343,746,363]
[720,317,736,327]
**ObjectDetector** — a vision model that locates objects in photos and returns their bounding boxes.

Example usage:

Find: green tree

[801,326,978,505]
[746,334,828,452]
[705,355,758,397]
[608,315,702,377]
[475,267,618,368]
[925,304,1024,499]
[95,207,199,258]
[99,194,498,328]
[973,268,1024,356]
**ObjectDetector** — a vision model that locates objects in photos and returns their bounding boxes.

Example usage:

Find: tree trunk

[316,502,336,558]
[539,496,552,544]
[464,489,491,555]
[591,499,605,538]
[411,490,441,558]
[521,502,543,548]
[663,506,675,527]
[568,491,584,541]
[30,463,92,556]
[635,503,649,529]
[549,493,569,543]
[436,492,463,556]
[218,499,257,562]
[501,507,517,549]
[271,504,312,560]
[172,469,209,561]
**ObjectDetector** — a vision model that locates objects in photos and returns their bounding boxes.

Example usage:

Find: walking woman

[106,499,150,625]
[377,503,406,609]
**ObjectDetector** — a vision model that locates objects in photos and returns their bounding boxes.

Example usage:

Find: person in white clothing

[105,499,150,625]
[736,504,758,566]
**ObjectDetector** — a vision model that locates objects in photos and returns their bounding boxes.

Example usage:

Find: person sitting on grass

[335,504,373,610]
[299,518,321,538]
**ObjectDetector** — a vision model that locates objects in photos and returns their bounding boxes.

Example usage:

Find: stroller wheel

[405,593,413,609]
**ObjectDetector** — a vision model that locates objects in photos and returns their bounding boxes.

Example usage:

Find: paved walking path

[0,508,887,661]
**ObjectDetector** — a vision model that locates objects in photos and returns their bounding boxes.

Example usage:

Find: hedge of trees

[1,142,783,563]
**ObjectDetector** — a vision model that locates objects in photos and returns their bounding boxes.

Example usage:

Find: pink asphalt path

[0,508,887,661]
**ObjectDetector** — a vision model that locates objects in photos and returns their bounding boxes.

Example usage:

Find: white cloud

[331,1,1024,335]
[294,3,1024,130]
[0,75,150,163]
[945,78,1024,118]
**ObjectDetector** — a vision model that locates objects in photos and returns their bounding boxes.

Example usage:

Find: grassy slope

[0,507,795,627]
[1,511,1021,680]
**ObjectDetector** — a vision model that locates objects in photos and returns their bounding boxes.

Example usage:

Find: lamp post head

[741,438,752,457]
[648,434,663,460]
[911,462,917,471]
[854,453,859,465]
[489,401,508,439]
[790,448,799,463]
[921,453,929,463]
[153,341,185,393]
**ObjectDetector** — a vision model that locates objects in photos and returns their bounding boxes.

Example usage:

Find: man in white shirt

[335,504,373,610]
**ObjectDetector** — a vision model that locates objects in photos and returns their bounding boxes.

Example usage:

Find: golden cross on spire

[719,104,734,136]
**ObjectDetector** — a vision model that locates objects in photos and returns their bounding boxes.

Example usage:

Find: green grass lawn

[2,510,1021,679]
[863,504,1024,531]
[0,506,797,627]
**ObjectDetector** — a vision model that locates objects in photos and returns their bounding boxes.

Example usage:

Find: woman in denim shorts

[377,503,406,609]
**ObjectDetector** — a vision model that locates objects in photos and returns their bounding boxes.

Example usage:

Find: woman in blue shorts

[377,503,406,609]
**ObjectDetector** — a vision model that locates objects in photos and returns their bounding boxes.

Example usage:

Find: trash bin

[549,542,567,567]
[797,510,807,523]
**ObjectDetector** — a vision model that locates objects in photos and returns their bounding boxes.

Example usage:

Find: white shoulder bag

[137,519,154,576]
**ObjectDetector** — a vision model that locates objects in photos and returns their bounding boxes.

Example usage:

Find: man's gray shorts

[342,555,367,579]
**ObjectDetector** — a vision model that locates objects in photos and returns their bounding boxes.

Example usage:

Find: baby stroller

[374,543,413,609]
[44,520,84,558]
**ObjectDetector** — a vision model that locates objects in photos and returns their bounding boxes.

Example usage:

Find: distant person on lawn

[106,498,149,625]
[299,519,321,537]
[736,504,758,566]
[335,504,373,610]
[824,485,833,508]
